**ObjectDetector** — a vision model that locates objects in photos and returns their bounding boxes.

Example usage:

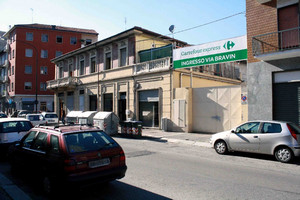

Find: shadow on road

[113,135,168,143]
[30,180,171,200]
[225,152,300,165]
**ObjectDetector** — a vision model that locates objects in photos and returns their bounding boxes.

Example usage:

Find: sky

[0,0,246,45]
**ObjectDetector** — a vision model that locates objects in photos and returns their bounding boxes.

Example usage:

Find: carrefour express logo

[223,41,235,50]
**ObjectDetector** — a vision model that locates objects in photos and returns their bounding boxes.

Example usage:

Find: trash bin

[119,121,127,134]
[78,111,97,125]
[131,121,142,136]
[125,121,132,135]
[66,111,83,124]
[93,112,119,135]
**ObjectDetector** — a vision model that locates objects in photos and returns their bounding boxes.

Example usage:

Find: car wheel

[43,176,54,195]
[275,147,293,163]
[214,140,228,154]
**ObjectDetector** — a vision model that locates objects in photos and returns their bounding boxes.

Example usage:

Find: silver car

[210,120,300,163]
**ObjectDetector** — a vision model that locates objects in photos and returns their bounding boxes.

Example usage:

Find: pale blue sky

[0,0,246,45]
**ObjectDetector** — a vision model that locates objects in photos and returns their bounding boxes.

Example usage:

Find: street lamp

[1,36,38,113]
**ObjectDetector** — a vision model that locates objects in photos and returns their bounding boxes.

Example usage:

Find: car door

[258,122,283,154]
[228,122,261,152]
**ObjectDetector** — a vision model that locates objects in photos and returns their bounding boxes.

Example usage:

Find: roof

[52,26,188,62]
[4,23,98,37]
[0,118,30,122]
[32,125,100,134]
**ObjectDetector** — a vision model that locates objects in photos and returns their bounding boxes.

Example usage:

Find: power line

[136,11,246,43]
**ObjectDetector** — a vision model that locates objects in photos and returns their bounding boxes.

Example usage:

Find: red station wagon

[9,125,127,194]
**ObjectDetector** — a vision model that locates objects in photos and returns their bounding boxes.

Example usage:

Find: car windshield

[28,115,41,121]
[1,121,33,133]
[45,114,58,118]
[64,131,116,154]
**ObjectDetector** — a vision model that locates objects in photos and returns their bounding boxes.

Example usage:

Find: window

[236,122,260,134]
[90,57,96,73]
[59,65,63,78]
[85,39,92,45]
[24,82,32,90]
[40,102,47,111]
[56,51,63,57]
[40,66,48,75]
[23,131,37,148]
[41,50,48,58]
[105,52,111,70]
[25,49,33,57]
[32,132,47,152]
[56,35,63,43]
[120,47,127,67]
[11,66,14,75]
[25,65,32,74]
[79,59,85,75]
[262,123,282,133]
[12,50,14,58]
[50,135,60,154]
[41,34,48,42]
[26,32,33,41]
[40,82,47,91]
[70,37,77,45]
[68,63,73,77]
[11,82,14,91]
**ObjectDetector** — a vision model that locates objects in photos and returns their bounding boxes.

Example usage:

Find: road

[1,136,300,199]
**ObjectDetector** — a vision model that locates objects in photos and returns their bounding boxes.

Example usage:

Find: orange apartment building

[3,24,98,113]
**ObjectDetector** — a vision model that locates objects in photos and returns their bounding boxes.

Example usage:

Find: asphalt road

[1,136,300,199]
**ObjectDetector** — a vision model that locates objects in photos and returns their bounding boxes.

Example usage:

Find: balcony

[47,77,79,90]
[252,27,300,61]
[134,57,170,74]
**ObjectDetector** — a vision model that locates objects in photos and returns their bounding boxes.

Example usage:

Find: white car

[25,114,46,126]
[0,118,33,152]
[41,112,59,125]
[210,120,300,163]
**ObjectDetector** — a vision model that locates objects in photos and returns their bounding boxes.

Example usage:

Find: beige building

[48,27,246,132]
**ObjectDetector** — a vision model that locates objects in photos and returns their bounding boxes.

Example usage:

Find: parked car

[0,112,7,118]
[0,118,33,152]
[25,114,46,126]
[210,120,300,163]
[41,112,59,125]
[17,110,32,118]
[9,125,127,194]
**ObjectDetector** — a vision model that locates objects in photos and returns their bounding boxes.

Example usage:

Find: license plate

[48,120,55,122]
[89,158,110,168]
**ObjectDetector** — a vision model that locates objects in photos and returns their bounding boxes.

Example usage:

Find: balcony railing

[47,77,79,90]
[253,27,300,57]
[134,57,170,74]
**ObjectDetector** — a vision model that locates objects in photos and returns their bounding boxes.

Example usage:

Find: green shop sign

[173,35,247,69]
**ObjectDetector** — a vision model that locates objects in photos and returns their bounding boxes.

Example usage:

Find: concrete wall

[248,57,300,120]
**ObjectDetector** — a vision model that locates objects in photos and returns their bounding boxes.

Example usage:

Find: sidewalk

[140,128,212,148]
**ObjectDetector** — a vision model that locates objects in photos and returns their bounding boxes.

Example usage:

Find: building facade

[246,0,300,125]
[48,27,246,131]
[0,31,8,112]
[3,24,98,113]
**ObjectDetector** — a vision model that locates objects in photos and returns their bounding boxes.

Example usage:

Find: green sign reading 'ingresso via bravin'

[173,35,247,69]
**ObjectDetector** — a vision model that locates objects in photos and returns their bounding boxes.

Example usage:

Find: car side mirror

[231,130,236,133]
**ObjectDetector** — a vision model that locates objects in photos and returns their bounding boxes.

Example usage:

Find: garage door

[273,71,300,126]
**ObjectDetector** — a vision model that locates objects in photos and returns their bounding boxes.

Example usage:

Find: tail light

[119,150,126,165]
[64,159,88,172]
[287,124,298,141]
[64,159,76,172]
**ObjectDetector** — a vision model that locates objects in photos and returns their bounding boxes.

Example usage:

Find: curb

[0,173,32,200]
